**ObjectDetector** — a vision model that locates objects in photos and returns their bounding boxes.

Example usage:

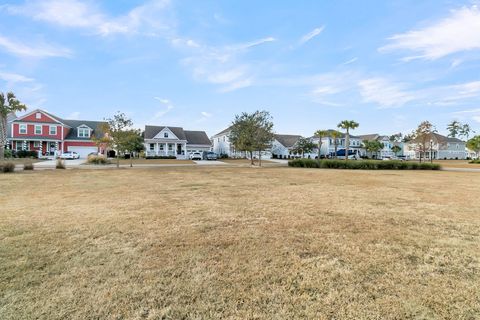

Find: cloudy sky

[1,0,479,136]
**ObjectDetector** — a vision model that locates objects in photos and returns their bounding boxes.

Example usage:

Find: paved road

[193,160,228,165]
[442,167,480,173]
[33,158,86,168]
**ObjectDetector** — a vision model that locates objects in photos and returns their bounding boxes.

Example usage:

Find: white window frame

[35,125,42,135]
[49,126,57,135]
[168,144,173,151]
[78,127,91,138]
[164,132,169,138]
[35,112,41,119]
[33,141,40,148]
[19,124,27,134]
[159,144,164,151]
[149,143,155,151]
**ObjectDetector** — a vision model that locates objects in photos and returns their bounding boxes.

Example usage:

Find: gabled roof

[274,134,303,148]
[358,134,379,141]
[144,125,187,140]
[13,109,68,126]
[212,126,232,138]
[184,130,211,146]
[63,119,107,140]
[410,132,465,144]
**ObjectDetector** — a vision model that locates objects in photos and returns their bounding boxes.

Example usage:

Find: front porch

[145,141,188,159]
[9,140,63,158]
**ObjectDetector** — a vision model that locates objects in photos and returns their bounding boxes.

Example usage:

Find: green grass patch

[288,159,441,170]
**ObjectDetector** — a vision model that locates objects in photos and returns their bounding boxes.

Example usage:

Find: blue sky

[1,0,479,137]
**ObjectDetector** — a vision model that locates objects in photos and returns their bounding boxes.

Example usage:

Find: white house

[308,130,362,158]
[357,134,404,158]
[404,133,467,160]
[271,134,303,158]
[144,125,211,159]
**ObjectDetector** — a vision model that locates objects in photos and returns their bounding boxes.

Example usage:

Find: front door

[49,142,56,155]
[177,144,182,155]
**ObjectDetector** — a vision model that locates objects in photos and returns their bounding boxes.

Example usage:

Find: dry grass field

[1,167,479,319]
[113,159,196,165]
[433,159,480,169]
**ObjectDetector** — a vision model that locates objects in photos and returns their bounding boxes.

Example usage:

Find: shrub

[56,159,65,169]
[288,159,441,170]
[87,155,111,165]
[469,159,480,164]
[15,150,38,158]
[23,162,34,170]
[1,162,15,173]
[145,155,177,159]
[4,149,13,158]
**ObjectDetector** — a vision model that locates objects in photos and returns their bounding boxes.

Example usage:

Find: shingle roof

[63,119,108,140]
[357,134,379,141]
[411,132,465,144]
[311,129,360,139]
[274,134,303,148]
[144,126,187,140]
[185,130,211,146]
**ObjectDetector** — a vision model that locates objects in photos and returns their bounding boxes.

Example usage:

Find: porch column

[184,143,187,159]
[165,143,168,156]
[156,143,159,156]
[174,143,178,157]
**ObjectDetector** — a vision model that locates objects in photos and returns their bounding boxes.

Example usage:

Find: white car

[189,152,202,160]
[60,151,80,159]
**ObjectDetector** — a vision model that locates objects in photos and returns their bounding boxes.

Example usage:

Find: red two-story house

[8,109,107,158]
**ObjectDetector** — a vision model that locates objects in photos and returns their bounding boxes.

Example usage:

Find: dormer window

[35,112,41,119]
[164,132,169,138]
[78,126,91,138]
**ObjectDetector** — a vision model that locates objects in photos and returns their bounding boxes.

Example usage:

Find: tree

[467,136,480,159]
[460,123,473,140]
[413,121,436,163]
[314,130,329,159]
[363,140,383,159]
[391,145,402,156]
[389,133,402,143]
[447,120,462,138]
[0,92,27,160]
[103,112,134,168]
[121,129,144,167]
[292,137,315,158]
[337,120,359,161]
[229,110,274,166]
[330,130,341,159]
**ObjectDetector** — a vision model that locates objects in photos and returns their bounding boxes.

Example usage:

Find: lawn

[219,158,277,165]
[0,158,45,165]
[111,158,196,165]
[433,159,480,169]
[1,167,479,319]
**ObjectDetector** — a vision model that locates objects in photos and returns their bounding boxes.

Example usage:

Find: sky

[1,0,479,137]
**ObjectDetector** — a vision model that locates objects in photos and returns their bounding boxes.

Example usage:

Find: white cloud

[0,35,72,58]
[380,5,480,60]
[299,26,325,45]
[201,111,212,118]
[358,78,416,108]
[0,71,34,83]
[153,97,174,119]
[341,57,358,65]
[242,37,276,49]
[5,0,172,37]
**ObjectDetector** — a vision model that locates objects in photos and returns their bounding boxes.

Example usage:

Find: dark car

[204,151,218,160]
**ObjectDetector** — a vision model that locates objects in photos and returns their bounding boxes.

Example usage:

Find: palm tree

[330,130,341,159]
[314,130,329,160]
[0,92,27,160]
[337,120,359,161]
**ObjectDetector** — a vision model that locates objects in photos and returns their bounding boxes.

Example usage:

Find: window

[16,142,24,151]
[34,141,40,148]
[35,125,42,135]
[149,143,155,151]
[78,127,90,138]
[159,144,164,151]
[168,144,173,151]
[35,112,41,119]
[19,124,27,134]
[49,126,57,135]
[164,132,169,138]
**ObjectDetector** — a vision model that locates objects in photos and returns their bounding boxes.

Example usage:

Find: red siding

[20,111,59,123]
[12,123,63,139]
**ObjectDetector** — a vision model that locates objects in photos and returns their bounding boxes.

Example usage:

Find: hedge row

[469,159,480,164]
[145,156,177,159]
[288,159,441,170]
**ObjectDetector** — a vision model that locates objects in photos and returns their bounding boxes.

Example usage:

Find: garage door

[67,146,98,158]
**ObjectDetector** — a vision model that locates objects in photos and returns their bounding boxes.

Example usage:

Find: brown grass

[433,159,480,169]
[0,158,45,165]
[1,167,479,319]
[113,158,196,165]
[220,158,276,165]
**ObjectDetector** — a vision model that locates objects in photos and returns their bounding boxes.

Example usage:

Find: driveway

[34,158,86,168]
[193,160,228,166]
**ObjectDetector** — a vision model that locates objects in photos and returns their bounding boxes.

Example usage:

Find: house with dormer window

[144,125,211,159]
[7,109,107,158]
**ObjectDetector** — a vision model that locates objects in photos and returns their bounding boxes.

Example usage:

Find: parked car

[60,151,80,159]
[203,151,218,160]
[331,149,360,160]
[189,152,202,160]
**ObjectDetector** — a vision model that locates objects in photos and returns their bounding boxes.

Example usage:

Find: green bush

[4,149,13,158]
[23,162,34,170]
[15,150,38,158]
[288,159,441,170]
[1,162,16,173]
[469,159,480,164]
[87,155,111,165]
[145,155,177,159]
